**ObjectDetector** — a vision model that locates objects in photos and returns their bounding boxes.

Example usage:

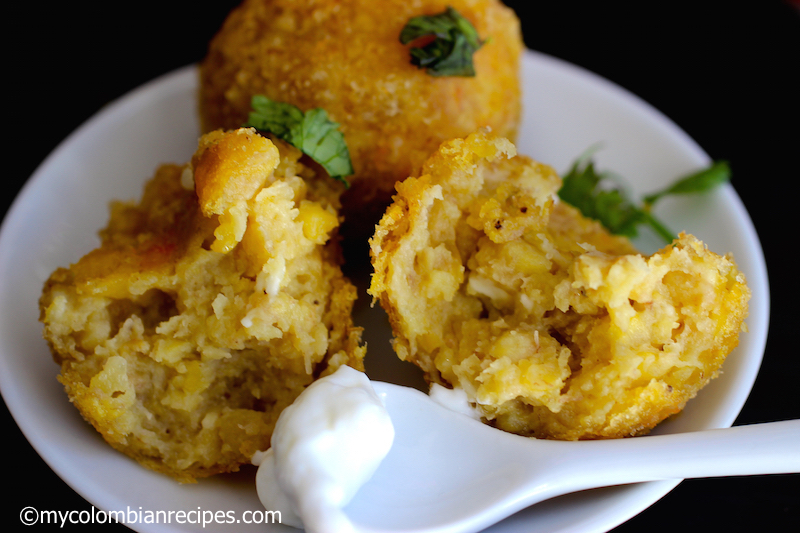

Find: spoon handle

[547,419,800,493]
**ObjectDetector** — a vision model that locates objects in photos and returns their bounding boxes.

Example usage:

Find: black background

[3,1,798,530]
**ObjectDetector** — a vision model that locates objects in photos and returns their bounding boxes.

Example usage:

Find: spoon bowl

[344,382,800,533]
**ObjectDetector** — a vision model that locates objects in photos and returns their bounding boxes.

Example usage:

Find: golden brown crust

[369,130,750,440]
[198,0,523,224]
[193,128,280,217]
[39,129,365,482]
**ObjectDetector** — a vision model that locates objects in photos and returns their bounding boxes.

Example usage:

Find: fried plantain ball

[198,0,523,227]
[369,130,751,440]
[39,128,365,482]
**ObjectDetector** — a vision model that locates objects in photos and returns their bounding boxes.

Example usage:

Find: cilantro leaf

[559,152,730,244]
[400,6,484,77]
[245,95,353,186]
[643,160,730,206]
[558,158,656,239]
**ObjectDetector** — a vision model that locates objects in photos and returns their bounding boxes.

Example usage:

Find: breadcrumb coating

[198,0,523,224]
[39,128,365,482]
[369,130,750,440]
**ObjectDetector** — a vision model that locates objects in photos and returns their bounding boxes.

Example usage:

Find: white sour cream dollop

[253,365,394,532]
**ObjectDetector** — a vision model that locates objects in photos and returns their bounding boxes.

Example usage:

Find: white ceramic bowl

[0,50,768,532]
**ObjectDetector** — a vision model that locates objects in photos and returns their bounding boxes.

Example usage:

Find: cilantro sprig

[642,161,731,206]
[245,95,353,186]
[400,6,485,77]
[559,150,730,243]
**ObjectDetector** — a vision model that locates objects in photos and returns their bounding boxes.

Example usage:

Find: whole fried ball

[198,0,523,224]
[369,130,751,440]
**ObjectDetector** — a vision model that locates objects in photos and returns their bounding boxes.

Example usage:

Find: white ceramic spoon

[344,382,800,533]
